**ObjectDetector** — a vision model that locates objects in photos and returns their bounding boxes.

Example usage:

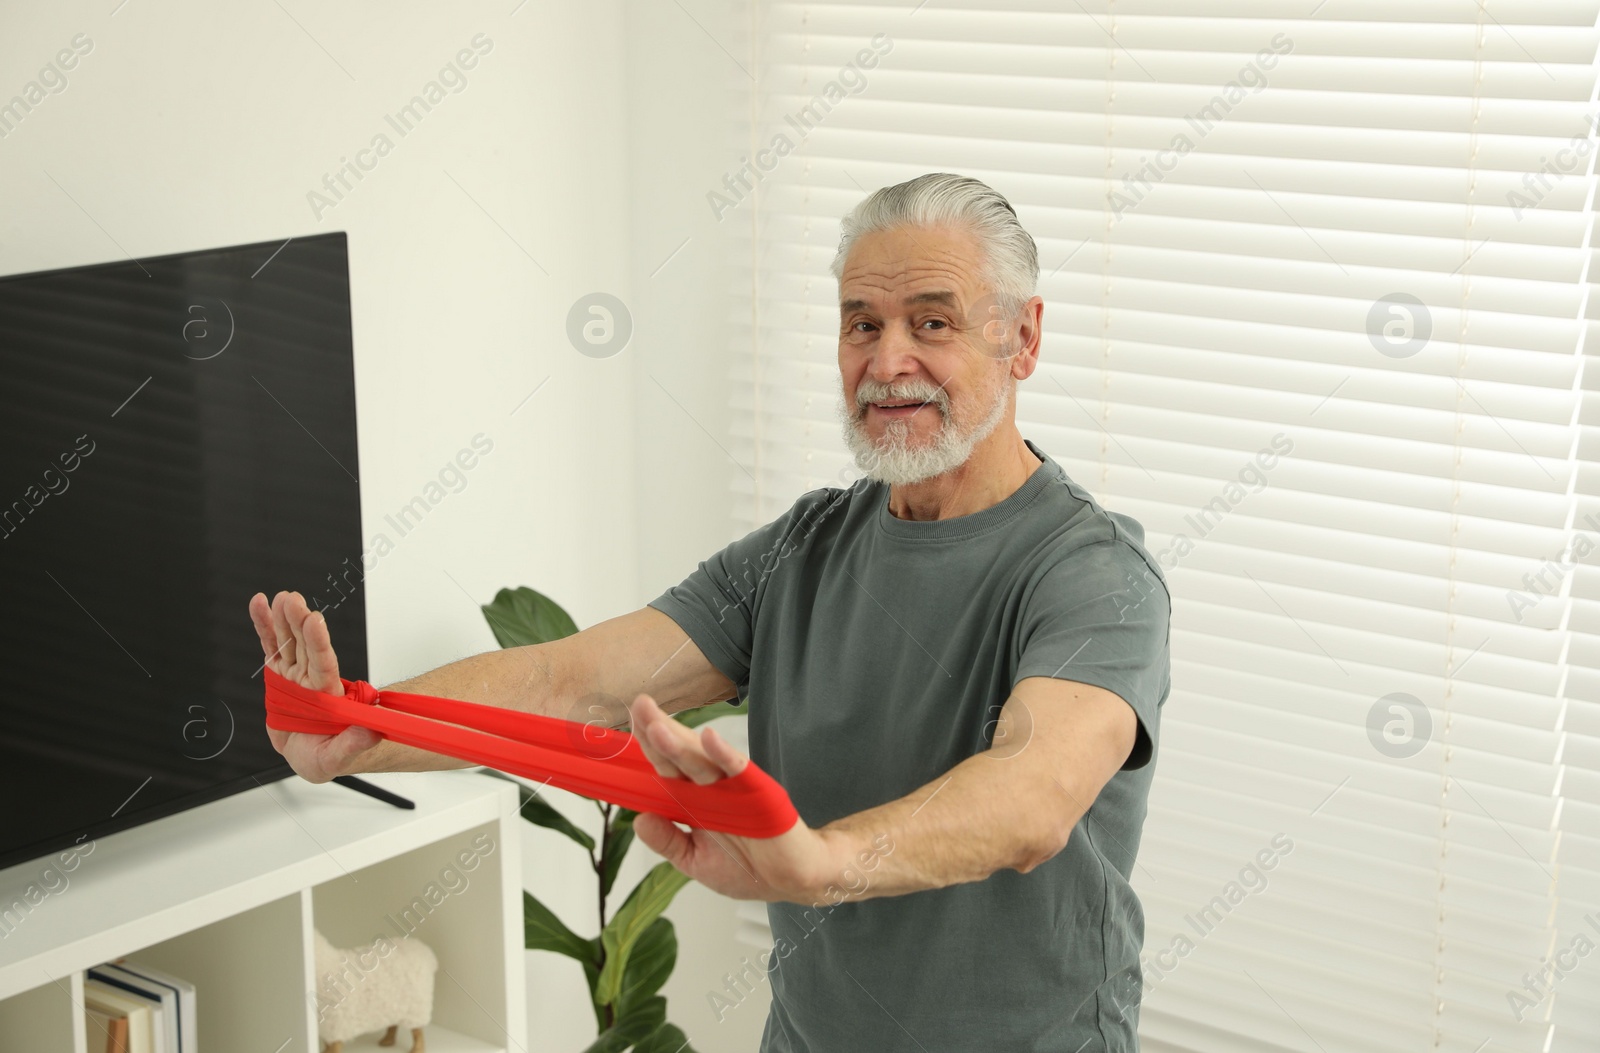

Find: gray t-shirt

[648,438,1171,1052]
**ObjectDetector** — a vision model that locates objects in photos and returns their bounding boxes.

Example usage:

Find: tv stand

[0,770,526,1052]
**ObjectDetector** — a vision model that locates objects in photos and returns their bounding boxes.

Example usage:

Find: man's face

[836,224,1017,485]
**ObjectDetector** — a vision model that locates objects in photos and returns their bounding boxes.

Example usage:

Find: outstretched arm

[248,590,739,782]
[625,675,1138,903]
[812,676,1137,899]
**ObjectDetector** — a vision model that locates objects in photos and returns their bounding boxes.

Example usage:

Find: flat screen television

[0,231,367,873]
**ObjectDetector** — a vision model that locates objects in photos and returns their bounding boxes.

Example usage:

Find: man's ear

[1011,296,1045,381]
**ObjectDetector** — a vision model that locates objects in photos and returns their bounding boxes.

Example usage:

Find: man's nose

[866,320,922,383]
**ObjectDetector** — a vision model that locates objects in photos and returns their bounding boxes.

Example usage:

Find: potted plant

[476,586,747,1053]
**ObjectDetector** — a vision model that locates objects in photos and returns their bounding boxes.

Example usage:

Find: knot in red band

[344,678,380,707]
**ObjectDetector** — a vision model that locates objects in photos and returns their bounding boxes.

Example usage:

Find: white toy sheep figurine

[313,927,438,1053]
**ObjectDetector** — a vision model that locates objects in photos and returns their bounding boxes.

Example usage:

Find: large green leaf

[675,699,749,729]
[479,769,595,852]
[523,891,596,964]
[596,863,691,1005]
[481,585,580,648]
[578,995,667,1053]
[634,1023,696,1053]
[601,809,637,899]
[615,917,677,1018]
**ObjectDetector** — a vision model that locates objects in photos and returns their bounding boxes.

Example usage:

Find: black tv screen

[0,232,367,872]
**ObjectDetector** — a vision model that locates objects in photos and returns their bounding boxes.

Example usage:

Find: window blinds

[719,1,1600,1049]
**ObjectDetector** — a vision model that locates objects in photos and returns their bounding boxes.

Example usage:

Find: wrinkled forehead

[837,226,992,312]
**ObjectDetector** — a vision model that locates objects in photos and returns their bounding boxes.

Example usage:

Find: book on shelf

[82,979,153,1053]
[92,958,197,1053]
[84,1007,129,1053]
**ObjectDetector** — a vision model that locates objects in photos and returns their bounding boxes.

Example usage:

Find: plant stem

[597,802,614,931]
[595,803,614,1032]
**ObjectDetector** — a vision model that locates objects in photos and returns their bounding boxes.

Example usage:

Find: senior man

[250,172,1170,1052]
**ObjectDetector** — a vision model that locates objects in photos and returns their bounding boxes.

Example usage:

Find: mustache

[854,381,951,414]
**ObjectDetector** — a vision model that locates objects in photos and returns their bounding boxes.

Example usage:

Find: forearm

[346,607,730,776]
[351,641,571,774]
[817,752,1069,903]
[814,680,1137,903]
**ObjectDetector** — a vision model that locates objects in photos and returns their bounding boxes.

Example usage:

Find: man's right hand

[248,590,382,783]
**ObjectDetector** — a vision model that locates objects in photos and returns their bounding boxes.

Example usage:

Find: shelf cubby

[0,771,525,1053]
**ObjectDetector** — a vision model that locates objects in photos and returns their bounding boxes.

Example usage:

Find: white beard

[838,370,1012,486]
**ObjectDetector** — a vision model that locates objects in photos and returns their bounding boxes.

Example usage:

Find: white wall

[0,0,638,661]
[1,0,767,1049]
[621,1,775,1048]
[623,0,745,602]
[519,0,773,1045]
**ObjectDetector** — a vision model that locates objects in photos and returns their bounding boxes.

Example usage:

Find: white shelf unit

[0,769,527,1053]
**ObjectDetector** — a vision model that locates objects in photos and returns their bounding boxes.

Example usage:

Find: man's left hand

[627,693,843,903]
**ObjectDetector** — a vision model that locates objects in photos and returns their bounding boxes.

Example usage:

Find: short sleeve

[1013,540,1171,770]
[646,488,839,698]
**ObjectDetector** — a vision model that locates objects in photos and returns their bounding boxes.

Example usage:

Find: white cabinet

[0,770,526,1052]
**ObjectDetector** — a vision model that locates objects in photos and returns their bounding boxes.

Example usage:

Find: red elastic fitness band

[262,666,798,838]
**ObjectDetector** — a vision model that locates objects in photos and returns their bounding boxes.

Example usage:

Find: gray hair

[829,172,1039,314]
